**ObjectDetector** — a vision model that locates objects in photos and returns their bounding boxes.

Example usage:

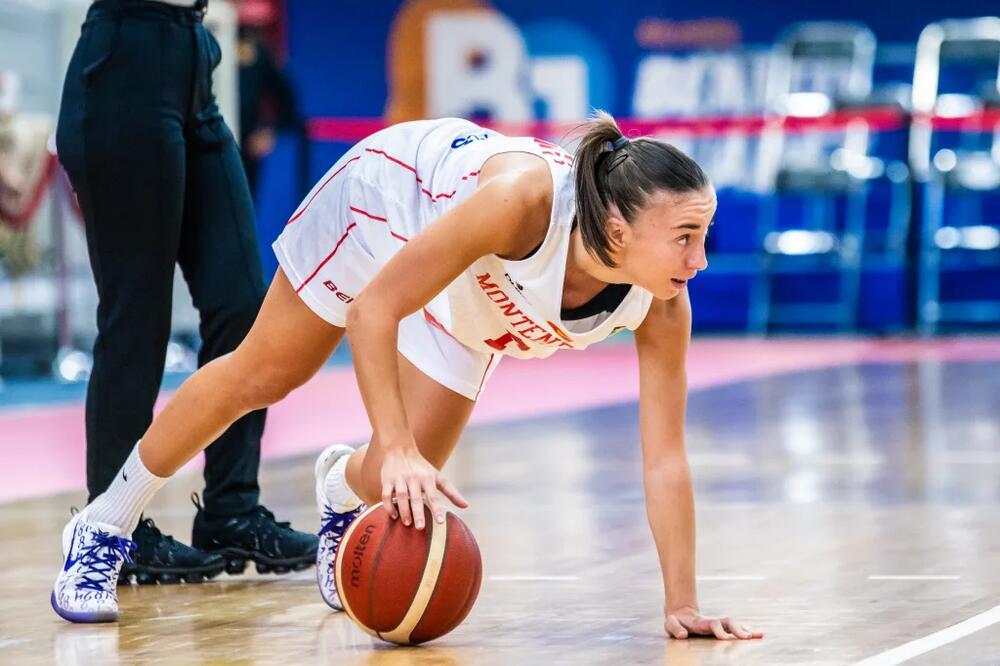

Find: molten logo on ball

[334,503,482,645]
[349,524,377,589]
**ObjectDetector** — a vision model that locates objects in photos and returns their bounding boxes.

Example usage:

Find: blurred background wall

[1,0,998,382]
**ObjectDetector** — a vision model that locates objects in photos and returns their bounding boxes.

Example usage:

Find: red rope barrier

[307,108,1000,143]
[0,151,58,230]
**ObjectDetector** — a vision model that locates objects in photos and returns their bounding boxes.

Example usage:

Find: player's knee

[242,369,299,409]
[225,354,301,410]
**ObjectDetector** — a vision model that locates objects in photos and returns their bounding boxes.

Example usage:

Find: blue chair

[911,18,1000,334]
[751,23,884,333]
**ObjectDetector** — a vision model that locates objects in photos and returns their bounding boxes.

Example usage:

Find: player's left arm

[634,290,763,641]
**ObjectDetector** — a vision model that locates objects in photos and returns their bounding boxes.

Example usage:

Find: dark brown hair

[573,111,709,267]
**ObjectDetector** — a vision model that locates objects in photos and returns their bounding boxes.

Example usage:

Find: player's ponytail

[573,110,709,267]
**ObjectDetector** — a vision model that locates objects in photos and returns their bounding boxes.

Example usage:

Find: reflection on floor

[1,351,998,664]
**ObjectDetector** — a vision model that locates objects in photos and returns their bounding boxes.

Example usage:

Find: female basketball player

[52,112,762,641]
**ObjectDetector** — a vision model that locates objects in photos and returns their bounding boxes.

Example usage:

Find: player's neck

[562,227,621,308]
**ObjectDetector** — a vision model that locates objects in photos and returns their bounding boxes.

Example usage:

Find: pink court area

[2,337,998,504]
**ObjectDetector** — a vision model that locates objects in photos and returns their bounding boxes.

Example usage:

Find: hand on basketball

[381,447,468,530]
[664,606,763,640]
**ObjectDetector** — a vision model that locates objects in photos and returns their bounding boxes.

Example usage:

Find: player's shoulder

[470,154,554,260]
[477,152,552,207]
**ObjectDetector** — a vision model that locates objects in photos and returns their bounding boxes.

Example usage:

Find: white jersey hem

[273,238,348,327]
[397,335,485,401]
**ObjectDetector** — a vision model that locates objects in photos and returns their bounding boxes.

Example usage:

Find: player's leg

[52,268,344,623]
[315,322,493,610]
[141,268,343,475]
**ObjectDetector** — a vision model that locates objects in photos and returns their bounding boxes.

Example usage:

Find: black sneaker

[120,517,226,585]
[190,494,318,576]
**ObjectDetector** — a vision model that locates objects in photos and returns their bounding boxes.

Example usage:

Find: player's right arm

[345,160,551,529]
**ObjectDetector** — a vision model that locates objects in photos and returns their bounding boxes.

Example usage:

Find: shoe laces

[74,530,135,593]
[319,505,362,543]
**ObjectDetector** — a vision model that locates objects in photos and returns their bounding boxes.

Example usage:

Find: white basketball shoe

[314,444,364,611]
[51,511,135,623]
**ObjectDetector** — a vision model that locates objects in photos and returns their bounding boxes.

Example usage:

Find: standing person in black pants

[56,0,316,584]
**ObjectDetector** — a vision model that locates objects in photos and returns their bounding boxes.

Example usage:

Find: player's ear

[605,209,633,252]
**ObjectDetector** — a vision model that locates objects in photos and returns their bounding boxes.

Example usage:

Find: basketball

[334,503,483,645]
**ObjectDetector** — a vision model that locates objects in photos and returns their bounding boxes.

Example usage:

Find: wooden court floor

[1,359,998,665]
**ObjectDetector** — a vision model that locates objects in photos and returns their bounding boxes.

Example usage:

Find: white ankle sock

[324,455,361,512]
[84,441,169,534]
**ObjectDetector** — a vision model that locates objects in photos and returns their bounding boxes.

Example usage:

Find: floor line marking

[854,604,1000,665]
[940,453,1000,464]
[868,575,961,581]
[489,575,579,582]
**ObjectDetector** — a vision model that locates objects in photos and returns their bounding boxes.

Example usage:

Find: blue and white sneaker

[51,511,135,623]
[314,444,364,611]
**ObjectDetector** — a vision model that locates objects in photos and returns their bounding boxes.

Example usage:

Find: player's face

[612,186,715,300]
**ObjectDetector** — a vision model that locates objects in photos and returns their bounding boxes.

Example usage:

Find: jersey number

[483,331,530,352]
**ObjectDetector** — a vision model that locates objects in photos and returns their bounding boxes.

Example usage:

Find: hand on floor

[664,606,764,640]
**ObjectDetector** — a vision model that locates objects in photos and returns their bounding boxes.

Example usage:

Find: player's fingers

[678,615,710,635]
[723,618,751,639]
[394,482,413,526]
[381,483,397,519]
[423,482,447,524]
[710,619,735,640]
[407,481,427,530]
[664,615,689,639]
[436,475,468,509]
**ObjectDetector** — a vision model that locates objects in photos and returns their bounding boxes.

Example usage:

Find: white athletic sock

[324,454,362,512]
[84,441,169,535]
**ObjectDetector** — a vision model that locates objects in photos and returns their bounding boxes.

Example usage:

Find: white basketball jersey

[345,118,654,360]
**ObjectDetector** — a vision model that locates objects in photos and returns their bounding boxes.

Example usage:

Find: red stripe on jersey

[349,206,409,242]
[295,206,411,293]
[422,308,460,342]
[475,354,496,399]
[286,156,360,225]
[295,223,357,293]
[364,148,419,176]
[540,150,574,163]
[364,148,476,203]
[348,206,387,222]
